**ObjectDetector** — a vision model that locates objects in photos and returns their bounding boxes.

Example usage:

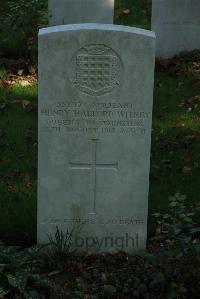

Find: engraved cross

[69,139,118,215]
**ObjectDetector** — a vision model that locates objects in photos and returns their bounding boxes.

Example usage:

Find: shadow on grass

[0,83,37,245]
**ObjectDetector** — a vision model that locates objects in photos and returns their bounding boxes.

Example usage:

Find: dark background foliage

[0,0,48,62]
[0,0,151,62]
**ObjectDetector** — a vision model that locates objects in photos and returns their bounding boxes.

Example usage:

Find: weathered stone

[152,0,200,58]
[49,0,115,26]
[38,24,155,253]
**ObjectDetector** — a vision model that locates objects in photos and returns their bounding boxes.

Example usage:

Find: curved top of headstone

[152,0,200,58]
[39,23,155,39]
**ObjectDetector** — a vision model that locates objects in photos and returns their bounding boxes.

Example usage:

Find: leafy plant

[0,244,53,298]
[150,194,200,298]
[152,193,200,254]
[7,271,53,299]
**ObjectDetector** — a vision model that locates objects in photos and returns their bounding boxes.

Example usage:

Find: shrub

[0,244,54,298]
[0,0,48,62]
[150,193,200,298]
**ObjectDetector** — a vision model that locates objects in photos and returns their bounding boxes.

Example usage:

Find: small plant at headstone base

[47,224,81,270]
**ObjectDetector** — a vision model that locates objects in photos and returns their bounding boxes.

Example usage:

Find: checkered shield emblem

[72,45,122,96]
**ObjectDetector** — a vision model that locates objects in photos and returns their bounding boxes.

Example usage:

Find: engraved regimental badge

[72,44,122,96]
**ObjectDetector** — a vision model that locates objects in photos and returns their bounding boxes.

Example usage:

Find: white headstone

[38,23,155,253]
[152,0,200,58]
[49,0,115,26]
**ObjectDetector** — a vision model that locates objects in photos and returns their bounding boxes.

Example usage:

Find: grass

[150,61,200,228]
[115,0,151,29]
[0,0,200,245]
[0,83,37,245]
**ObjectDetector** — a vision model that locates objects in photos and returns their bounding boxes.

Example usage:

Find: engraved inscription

[72,45,122,96]
[40,101,151,136]
[69,139,118,215]
[41,216,144,226]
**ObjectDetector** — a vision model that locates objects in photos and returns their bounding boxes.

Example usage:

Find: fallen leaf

[48,270,61,277]
[17,69,24,76]
[172,123,185,128]
[7,185,18,193]
[21,100,37,112]
[19,80,31,87]
[28,65,36,75]
[122,8,131,15]
[23,174,33,188]
[179,95,200,109]
[22,100,31,109]
[101,272,107,281]
[192,62,200,73]
[182,166,192,174]
[0,80,4,88]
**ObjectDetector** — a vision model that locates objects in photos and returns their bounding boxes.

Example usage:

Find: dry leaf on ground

[182,166,192,174]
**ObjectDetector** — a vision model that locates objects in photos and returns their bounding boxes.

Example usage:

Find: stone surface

[38,23,155,253]
[152,0,200,58]
[49,0,114,26]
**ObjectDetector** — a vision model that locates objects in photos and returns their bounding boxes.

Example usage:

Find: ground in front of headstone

[1,211,199,299]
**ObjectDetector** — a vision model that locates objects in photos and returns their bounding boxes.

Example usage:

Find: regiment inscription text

[40,101,151,136]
